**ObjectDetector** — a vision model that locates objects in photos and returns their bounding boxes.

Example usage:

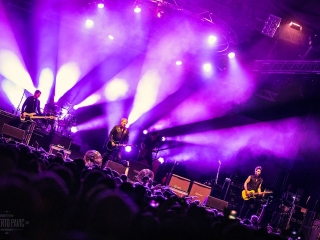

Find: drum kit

[38,102,76,136]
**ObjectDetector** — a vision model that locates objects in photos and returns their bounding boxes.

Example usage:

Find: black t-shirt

[22,96,42,115]
[247,174,263,192]
[109,125,129,144]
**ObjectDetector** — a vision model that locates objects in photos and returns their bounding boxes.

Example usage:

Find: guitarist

[18,90,43,134]
[137,132,161,170]
[239,166,264,219]
[102,118,129,168]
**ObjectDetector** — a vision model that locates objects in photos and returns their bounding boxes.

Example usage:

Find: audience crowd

[0,139,301,240]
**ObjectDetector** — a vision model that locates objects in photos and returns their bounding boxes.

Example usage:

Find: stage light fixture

[289,22,302,31]
[309,32,320,47]
[208,35,217,45]
[176,60,182,65]
[125,146,132,152]
[155,3,165,18]
[143,129,148,134]
[134,1,142,13]
[228,52,235,58]
[108,35,114,40]
[203,63,212,72]
[261,14,281,38]
[85,19,94,28]
[158,157,164,164]
[71,126,78,133]
[97,3,104,9]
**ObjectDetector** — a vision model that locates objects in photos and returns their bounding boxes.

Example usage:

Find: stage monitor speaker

[189,181,212,204]
[168,174,191,193]
[51,134,72,149]
[203,196,228,211]
[106,160,129,176]
[169,187,188,198]
[127,161,150,181]
[0,111,16,131]
[49,145,71,158]
[1,123,25,140]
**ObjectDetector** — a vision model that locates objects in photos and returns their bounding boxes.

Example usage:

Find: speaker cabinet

[106,160,129,176]
[51,134,72,149]
[49,145,71,158]
[1,123,25,140]
[203,196,228,211]
[127,161,150,181]
[0,111,16,131]
[169,187,188,198]
[189,182,212,204]
[168,174,191,193]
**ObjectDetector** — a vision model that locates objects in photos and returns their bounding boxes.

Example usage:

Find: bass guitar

[20,112,57,122]
[242,190,273,200]
[106,141,136,151]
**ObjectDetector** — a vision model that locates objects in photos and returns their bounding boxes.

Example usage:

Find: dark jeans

[239,198,260,219]
[101,149,122,168]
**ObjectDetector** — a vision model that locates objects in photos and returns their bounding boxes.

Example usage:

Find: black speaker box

[168,174,191,193]
[1,123,25,140]
[51,134,72,149]
[127,161,150,181]
[0,111,16,130]
[203,196,228,211]
[106,160,129,176]
[189,182,212,204]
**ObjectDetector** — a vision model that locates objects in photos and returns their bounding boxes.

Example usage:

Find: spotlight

[108,35,114,40]
[97,3,104,9]
[143,129,148,134]
[289,22,302,31]
[125,146,132,152]
[228,52,235,58]
[158,157,164,164]
[161,136,166,141]
[71,126,78,133]
[134,1,142,13]
[85,19,94,28]
[208,35,217,45]
[155,3,165,18]
[134,6,141,13]
[175,60,182,65]
[203,63,212,72]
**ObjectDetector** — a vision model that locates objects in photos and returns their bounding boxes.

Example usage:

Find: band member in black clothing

[239,166,264,219]
[101,118,129,168]
[18,90,43,133]
[137,132,161,170]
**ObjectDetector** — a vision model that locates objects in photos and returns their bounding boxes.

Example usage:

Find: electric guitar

[106,140,136,151]
[20,112,57,122]
[242,190,273,200]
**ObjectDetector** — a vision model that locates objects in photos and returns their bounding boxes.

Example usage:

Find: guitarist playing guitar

[102,118,129,168]
[17,90,43,136]
[239,166,264,219]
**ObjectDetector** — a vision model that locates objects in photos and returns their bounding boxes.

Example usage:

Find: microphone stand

[15,89,26,115]
[210,160,221,197]
[213,160,221,187]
